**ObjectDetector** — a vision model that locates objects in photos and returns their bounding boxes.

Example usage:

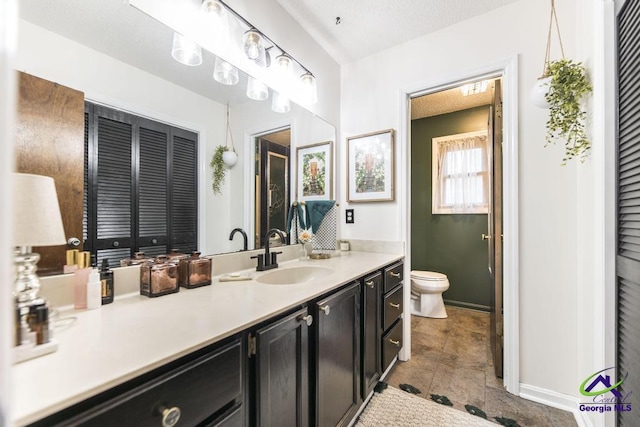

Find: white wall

[340,0,588,400]
[0,1,18,424]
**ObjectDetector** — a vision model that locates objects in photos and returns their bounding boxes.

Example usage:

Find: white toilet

[410,270,450,318]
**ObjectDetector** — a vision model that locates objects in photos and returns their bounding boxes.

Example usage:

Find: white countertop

[12,251,402,426]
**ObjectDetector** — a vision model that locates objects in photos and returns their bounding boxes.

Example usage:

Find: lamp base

[14,246,42,305]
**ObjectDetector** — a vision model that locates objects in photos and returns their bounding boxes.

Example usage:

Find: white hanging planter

[530,76,551,109]
[222,149,238,167]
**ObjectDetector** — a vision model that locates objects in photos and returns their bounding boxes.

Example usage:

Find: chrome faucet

[251,228,285,271]
[229,228,248,251]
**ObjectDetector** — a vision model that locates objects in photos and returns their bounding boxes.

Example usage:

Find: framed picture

[296,141,333,201]
[347,129,395,202]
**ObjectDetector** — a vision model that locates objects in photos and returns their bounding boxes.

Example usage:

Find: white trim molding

[520,383,592,427]
[399,55,520,394]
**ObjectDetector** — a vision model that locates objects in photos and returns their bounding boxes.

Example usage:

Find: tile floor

[385,306,578,427]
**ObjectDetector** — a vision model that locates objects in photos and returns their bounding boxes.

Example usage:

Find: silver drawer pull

[389,339,400,347]
[319,305,330,315]
[365,280,375,288]
[161,406,181,427]
[300,314,313,326]
[390,272,401,278]
[389,302,400,309]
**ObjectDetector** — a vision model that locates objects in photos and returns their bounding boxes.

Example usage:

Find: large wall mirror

[17,0,336,274]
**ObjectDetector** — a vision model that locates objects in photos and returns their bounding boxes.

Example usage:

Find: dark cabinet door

[361,272,381,400]
[255,307,310,427]
[315,282,361,427]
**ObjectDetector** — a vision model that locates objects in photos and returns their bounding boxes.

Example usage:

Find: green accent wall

[411,106,491,310]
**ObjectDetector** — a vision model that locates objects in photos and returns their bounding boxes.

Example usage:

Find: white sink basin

[256,266,333,285]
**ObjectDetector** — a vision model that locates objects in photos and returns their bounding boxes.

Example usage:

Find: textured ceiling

[411,79,497,120]
[275,0,520,64]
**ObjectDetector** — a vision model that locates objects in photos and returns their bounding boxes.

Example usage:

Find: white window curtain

[432,131,489,214]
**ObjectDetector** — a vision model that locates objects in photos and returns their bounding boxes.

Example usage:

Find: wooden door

[361,272,381,400]
[255,307,310,427]
[15,72,84,274]
[616,3,640,426]
[315,282,360,427]
[487,79,504,378]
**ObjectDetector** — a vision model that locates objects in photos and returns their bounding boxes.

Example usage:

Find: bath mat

[356,386,496,427]
[399,383,422,394]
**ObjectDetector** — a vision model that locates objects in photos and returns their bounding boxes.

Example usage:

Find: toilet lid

[411,270,447,281]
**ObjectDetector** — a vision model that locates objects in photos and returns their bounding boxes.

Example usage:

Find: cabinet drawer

[384,262,404,293]
[382,318,403,373]
[63,338,243,427]
[382,284,403,331]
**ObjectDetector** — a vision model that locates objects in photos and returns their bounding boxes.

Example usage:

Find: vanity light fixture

[275,54,293,80]
[300,72,318,106]
[213,57,239,85]
[171,32,203,66]
[271,91,291,113]
[247,76,269,101]
[12,173,66,306]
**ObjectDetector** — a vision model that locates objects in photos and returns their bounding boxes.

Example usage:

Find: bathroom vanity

[13,252,404,427]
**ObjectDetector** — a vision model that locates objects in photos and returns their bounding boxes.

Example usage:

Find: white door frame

[398,55,520,394]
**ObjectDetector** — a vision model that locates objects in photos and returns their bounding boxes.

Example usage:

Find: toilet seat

[410,270,447,281]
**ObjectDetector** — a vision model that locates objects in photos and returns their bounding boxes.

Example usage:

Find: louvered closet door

[138,118,170,258]
[617,2,640,426]
[91,106,135,265]
[171,129,198,254]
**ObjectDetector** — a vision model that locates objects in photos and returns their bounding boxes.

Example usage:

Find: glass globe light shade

[300,72,318,105]
[272,91,291,113]
[247,76,269,101]
[213,57,239,85]
[171,32,202,66]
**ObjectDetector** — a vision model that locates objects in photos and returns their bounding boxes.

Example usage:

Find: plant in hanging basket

[210,145,230,195]
[544,58,592,165]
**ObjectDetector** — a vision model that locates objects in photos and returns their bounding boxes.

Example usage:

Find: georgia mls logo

[579,367,632,413]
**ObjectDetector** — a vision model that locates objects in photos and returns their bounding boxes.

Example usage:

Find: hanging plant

[210,145,228,195]
[209,103,238,195]
[531,0,593,165]
[544,59,592,164]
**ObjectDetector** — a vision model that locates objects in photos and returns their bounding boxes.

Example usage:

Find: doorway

[409,78,503,377]
[254,127,291,248]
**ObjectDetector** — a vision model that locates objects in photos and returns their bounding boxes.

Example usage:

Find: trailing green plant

[544,58,592,165]
[210,146,228,195]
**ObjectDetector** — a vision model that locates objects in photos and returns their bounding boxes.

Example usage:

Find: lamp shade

[12,173,66,247]
[271,91,291,113]
[300,72,318,106]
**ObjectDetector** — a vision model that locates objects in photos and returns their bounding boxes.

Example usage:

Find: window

[432,130,489,214]
[84,102,198,267]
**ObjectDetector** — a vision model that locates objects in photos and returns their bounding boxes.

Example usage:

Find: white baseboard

[519,383,592,427]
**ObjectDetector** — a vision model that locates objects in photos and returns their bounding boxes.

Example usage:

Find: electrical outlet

[346,209,354,224]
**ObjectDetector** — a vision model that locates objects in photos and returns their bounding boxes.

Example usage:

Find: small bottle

[73,251,91,309]
[100,259,114,305]
[34,305,50,345]
[86,268,102,310]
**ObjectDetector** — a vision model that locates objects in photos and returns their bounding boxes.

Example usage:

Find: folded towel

[305,200,336,233]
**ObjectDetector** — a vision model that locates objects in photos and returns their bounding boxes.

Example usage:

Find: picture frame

[347,129,395,202]
[296,141,333,202]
